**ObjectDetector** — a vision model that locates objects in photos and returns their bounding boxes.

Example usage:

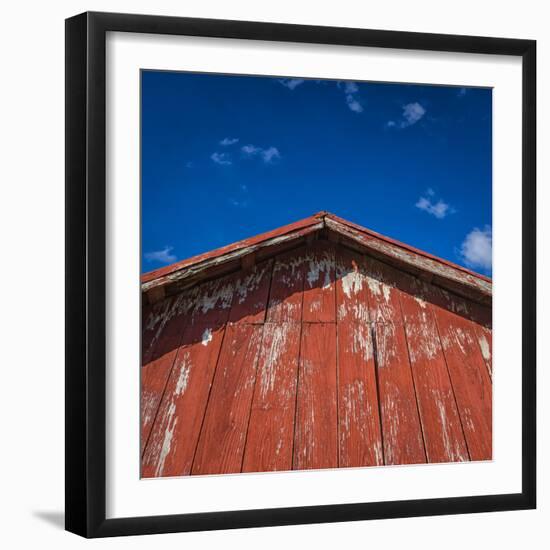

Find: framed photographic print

[65,11,536,538]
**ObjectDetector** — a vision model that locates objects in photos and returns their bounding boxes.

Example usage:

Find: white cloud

[388,102,426,129]
[460,226,492,271]
[220,137,239,146]
[278,78,305,90]
[241,144,261,156]
[338,80,363,113]
[241,144,281,163]
[279,78,364,113]
[261,146,281,163]
[344,81,359,94]
[145,246,177,264]
[415,191,453,219]
[402,102,426,126]
[346,95,364,113]
[210,152,232,165]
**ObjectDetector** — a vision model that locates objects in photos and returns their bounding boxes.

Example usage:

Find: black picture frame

[65,11,536,538]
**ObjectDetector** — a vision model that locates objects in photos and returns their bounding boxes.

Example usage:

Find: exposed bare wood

[192,324,264,475]
[325,217,491,302]
[141,218,492,478]
[142,222,323,293]
[142,213,491,308]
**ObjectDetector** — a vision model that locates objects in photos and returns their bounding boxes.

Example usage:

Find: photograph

[139,71,493,478]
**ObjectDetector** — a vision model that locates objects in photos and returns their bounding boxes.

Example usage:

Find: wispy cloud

[220,137,239,146]
[261,146,281,163]
[339,81,364,113]
[241,144,262,156]
[403,102,426,126]
[241,144,281,163]
[210,152,232,165]
[145,246,177,264]
[415,189,453,219]
[460,226,492,271]
[277,78,364,112]
[278,78,305,90]
[346,95,363,113]
[387,102,426,128]
[228,198,250,208]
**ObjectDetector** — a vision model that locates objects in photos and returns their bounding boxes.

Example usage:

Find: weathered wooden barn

[141,212,492,478]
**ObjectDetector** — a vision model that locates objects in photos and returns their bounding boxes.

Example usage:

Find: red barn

[140,212,492,478]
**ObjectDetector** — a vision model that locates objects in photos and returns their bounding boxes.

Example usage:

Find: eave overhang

[142,212,492,306]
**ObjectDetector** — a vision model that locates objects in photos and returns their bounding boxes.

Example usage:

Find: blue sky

[142,71,492,276]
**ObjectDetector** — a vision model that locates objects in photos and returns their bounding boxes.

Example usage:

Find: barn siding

[141,242,492,477]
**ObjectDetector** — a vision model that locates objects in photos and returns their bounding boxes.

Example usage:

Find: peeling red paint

[141,218,492,477]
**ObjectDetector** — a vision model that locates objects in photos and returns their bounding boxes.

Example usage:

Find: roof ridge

[141,211,491,307]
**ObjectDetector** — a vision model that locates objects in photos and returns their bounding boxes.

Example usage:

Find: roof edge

[142,212,492,305]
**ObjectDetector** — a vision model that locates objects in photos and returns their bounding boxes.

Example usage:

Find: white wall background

[0,1,545,547]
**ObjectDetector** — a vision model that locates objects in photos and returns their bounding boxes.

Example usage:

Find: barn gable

[141,214,492,478]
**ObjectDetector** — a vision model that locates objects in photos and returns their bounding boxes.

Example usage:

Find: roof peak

[142,211,491,306]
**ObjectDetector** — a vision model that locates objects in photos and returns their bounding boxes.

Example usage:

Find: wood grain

[266,248,306,323]
[141,240,492,477]
[375,321,426,465]
[400,290,469,463]
[192,324,264,475]
[434,306,493,461]
[242,323,301,472]
[229,259,273,324]
[141,324,225,477]
[474,324,493,378]
[293,322,338,470]
[190,274,236,327]
[302,243,336,323]
[335,248,370,324]
[337,320,383,467]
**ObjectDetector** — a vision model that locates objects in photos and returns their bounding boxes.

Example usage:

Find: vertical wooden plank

[362,256,425,465]
[192,324,264,475]
[400,291,469,463]
[335,248,382,467]
[266,249,306,323]
[475,324,493,378]
[140,305,188,452]
[337,320,383,467]
[375,322,426,465]
[293,322,338,470]
[242,323,301,472]
[363,256,403,324]
[302,243,336,323]
[141,324,225,477]
[141,355,176,455]
[434,307,493,461]
[335,248,370,324]
[435,308,493,460]
[229,259,273,324]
